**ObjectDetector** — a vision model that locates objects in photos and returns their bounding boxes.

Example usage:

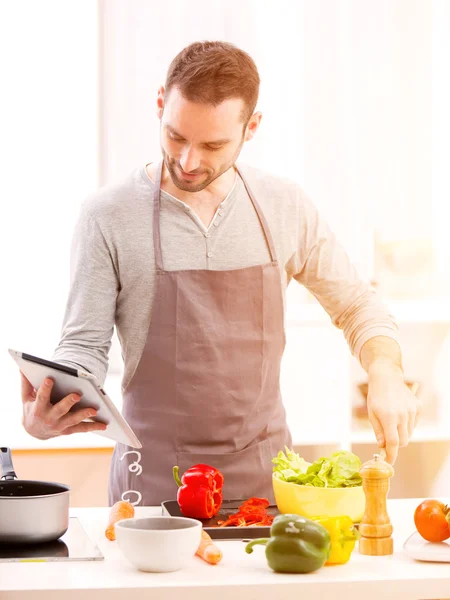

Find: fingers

[60,407,100,430]
[51,393,81,419]
[368,411,385,449]
[382,423,400,464]
[369,411,401,463]
[20,371,36,402]
[61,421,107,436]
[35,378,55,410]
[408,409,416,440]
[406,394,423,439]
[370,408,402,463]
[368,379,423,464]
[398,420,409,448]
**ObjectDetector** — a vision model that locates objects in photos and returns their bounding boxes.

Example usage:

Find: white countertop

[1,499,450,600]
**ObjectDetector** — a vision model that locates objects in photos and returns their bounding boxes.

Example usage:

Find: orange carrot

[196,529,223,565]
[105,500,135,541]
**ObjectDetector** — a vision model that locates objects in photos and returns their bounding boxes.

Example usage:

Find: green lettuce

[272,447,362,488]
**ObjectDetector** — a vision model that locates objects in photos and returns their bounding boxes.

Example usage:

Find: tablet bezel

[8,349,142,449]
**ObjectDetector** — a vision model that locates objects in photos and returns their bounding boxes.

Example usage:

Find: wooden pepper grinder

[358,449,394,556]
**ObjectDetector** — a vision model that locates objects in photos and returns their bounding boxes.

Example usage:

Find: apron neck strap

[152,161,278,269]
[234,165,277,263]
[153,161,164,270]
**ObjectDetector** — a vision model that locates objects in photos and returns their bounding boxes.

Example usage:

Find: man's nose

[179,147,201,173]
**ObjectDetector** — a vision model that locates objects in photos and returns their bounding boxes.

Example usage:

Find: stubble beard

[161,138,245,193]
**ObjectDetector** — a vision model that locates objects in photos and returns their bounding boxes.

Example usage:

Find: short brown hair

[165,41,260,124]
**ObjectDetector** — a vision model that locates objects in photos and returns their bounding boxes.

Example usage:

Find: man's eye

[206,145,223,151]
[169,134,184,142]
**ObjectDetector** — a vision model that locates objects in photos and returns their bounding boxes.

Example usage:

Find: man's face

[158,87,249,192]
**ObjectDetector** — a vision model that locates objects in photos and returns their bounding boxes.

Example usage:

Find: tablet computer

[8,349,141,449]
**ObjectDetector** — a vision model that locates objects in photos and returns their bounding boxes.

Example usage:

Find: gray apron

[109,161,292,506]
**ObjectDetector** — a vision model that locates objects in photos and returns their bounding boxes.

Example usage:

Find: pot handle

[0,447,17,481]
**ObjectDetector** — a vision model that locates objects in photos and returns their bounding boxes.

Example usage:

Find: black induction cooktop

[0,517,103,562]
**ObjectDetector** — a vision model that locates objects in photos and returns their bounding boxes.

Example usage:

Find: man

[21,41,422,506]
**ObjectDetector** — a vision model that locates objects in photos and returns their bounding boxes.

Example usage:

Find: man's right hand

[21,372,107,440]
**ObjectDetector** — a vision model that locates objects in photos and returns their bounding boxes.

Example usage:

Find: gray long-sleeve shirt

[52,162,399,389]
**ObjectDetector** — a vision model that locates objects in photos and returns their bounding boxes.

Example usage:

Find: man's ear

[244,111,262,142]
[156,86,165,119]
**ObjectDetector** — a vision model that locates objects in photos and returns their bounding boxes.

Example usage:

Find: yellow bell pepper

[312,516,359,565]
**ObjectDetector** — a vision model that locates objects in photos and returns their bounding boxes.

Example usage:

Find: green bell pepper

[245,513,331,574]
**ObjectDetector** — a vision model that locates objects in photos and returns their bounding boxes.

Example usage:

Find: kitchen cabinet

[5,449,113,508]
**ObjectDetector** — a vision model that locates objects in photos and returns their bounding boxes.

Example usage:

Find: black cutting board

[161,499,279,540]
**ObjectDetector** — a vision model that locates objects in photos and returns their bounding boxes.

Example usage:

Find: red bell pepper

[173,464,224,519]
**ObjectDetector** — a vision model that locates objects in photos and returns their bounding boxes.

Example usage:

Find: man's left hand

[366,369,422,464]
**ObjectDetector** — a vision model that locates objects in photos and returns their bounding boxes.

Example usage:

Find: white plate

[403,531,450,562]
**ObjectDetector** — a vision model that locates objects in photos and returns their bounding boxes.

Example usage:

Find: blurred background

[1,0,449,505]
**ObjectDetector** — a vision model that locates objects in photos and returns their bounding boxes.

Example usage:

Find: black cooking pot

[0,447,70,544]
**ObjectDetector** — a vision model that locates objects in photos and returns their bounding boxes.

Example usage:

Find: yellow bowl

[272,474,365,522]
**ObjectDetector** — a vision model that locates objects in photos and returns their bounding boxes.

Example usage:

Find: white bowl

[115,516,202,572]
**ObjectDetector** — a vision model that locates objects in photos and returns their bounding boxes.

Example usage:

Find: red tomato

[414,499,450,542]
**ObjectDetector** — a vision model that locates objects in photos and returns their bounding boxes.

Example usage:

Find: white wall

[0,1,98,445]
[98,0,437,283]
